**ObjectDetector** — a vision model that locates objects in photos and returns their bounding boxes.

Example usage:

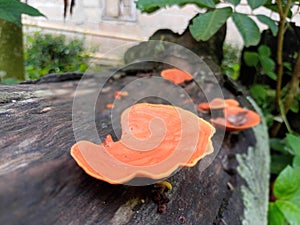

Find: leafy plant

[136,0,300,137]
[221,44,241,80]
[136,0,277,47]
[0,0,44,26]
[244,45,277,80]
[268,134,300,225]
[24,33,90,80]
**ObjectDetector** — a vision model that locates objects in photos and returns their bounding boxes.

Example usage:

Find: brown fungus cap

[71,103,215,184]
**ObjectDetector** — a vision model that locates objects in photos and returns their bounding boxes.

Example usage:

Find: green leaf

[258,45,271,57]
[270,138,290,154]
[293,156,300,167]
[276,200,300,225]
[248,0,267,9]
[290,98,299,113]
[136,0,216,13]
[256,14,278,36]
[0,0,45,26]
[244,51,259,67]
[259,56,276,80]
[271,154,293,175]
[232,13,261,47]
[283,62,292,71]
[290,188,300,207]
[274,166,300,199]
[268,203,288,225]
[287,134,300,156]
[227,0,241,6]
[189,7,232,41]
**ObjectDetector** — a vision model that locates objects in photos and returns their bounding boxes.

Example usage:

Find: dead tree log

[0,70,269,225]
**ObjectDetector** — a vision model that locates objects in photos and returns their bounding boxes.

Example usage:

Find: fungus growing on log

[198,98,239,112]
[71,103,215,184]
[160,68,193,84]
[210,106,260,132]
[114,91,128,100]
[106,103,114,109]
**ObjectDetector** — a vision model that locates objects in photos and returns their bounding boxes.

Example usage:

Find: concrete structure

[23,0,300,65]
[23,0,201,65]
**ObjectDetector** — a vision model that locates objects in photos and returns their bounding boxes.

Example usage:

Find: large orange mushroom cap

[71,103,215,184]
[160,68,193,84]
[210,106,260,131]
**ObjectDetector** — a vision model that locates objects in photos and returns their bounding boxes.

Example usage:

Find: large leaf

[248,0,267,9]
[257,14,278,36]
[290,188,300,207]
[269,138,290,154]
[271,154,293,175]
[268,203,288,225]
[276,200,300,225]
[136,0,216,13]
[258,45,271,57]
[232,13,261,47]
[274,166,300,199]
[260,56,277,80]
[0,0,44,26]
[227,0,241,6]
[244,51,259,67]
[189,7,232,41]
[286,134,300,156]
[293,156,300,167]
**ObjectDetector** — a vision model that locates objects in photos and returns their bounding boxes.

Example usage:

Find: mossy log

[0,71,269,225]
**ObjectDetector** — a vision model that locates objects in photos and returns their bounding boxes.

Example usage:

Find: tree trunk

[0,18,24,81]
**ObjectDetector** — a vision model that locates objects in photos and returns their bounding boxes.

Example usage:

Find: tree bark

[0,71,269,225]
[0,19,24,81]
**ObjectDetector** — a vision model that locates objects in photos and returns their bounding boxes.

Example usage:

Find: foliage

[136,0,277,47]
[244,45,277,80]
[0,0,44,26]
[24,33,90,80]
[268,134,300,225]
[136,1,300,224]
[249,84,276,125]
[221,44,240,80]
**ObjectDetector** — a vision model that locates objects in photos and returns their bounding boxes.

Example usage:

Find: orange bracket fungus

[106,103,114,109]
[160,68,193,84]
[210,106,260,132]
[71,103,215,184]
[198,98,239,112]
[114,91,128,100]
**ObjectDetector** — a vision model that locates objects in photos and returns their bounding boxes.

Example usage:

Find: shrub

[24,32,90,80]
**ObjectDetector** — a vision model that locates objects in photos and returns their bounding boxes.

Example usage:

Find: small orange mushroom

[210,106,260,131]
[160,68,193,84]
[106,103,114,109]
[71,103,215,184]
[114,91,128,100]
[198,98,239,112]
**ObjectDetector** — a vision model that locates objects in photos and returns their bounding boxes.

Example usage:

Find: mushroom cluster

[71,103,215,184]
[198,98,260,131]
